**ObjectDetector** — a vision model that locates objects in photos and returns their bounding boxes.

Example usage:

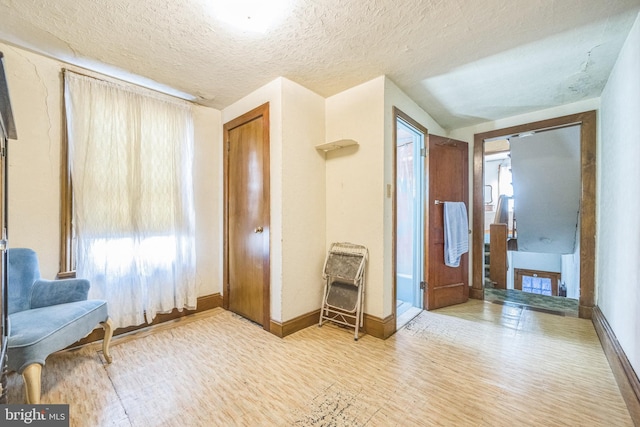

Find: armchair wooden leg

[101,318,114,364]
[22,363,42,404]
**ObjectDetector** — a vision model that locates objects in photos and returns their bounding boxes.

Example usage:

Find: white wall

[561,237,580,300]
[1,42,222,298]
[280,79,326,321]
[193,105,223,297]
[598,12,640,375]
[325,77,386,318]
[4,44,61,277]
[510,126,581,254]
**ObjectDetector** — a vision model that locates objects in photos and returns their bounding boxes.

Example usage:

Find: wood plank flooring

[5,300,633,426]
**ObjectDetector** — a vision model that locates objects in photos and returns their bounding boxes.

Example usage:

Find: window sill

[57,271,76,279]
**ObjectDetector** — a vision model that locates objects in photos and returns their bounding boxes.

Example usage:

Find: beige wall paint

[280,79,326,321]
[325,76,386,318]
[0,42,221,297]
[193,105,223,297]
[3,44,62,278]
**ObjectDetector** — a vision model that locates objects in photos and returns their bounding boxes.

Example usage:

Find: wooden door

[424,135,469,310]
[223,103,270,330]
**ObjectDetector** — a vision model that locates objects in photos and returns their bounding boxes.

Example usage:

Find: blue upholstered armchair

[6,248,113,403]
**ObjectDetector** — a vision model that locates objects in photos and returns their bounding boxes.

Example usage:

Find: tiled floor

[484,287,580,316]
[6,301,632,426]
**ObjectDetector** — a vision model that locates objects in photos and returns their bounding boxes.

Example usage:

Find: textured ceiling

[0,0,638,129]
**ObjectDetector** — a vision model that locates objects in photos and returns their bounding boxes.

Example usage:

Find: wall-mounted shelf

[315,139,358,152]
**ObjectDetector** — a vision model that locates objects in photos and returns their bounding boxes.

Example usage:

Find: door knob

[254,226,264,233]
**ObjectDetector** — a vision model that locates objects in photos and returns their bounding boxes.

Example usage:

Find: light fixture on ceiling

[212,0,291,33]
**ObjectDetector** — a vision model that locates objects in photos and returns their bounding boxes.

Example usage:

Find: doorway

[472,111,596,319]
[393,109,470,329]
[482,127,581,316]
[223,103,271,330]
[393,109,425,329]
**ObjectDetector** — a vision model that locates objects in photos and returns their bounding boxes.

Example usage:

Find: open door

[393,108,426,329]
[424,135,469,310]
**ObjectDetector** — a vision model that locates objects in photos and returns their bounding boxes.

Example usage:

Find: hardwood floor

[6,300,633,426]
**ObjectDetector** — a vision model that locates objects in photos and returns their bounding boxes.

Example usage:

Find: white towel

[443,202,469,267]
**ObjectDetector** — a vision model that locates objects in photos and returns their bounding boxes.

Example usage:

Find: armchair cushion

[7,299,108,373]
[30,278,90,309]
[7,248,41,314]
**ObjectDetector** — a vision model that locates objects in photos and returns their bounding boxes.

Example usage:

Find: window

[63,71,196,328]
[514,268,560,297]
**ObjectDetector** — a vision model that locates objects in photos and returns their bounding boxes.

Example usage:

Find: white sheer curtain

[64,71,196,328]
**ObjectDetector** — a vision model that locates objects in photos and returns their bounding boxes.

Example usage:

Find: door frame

[391,106,429,331]
[472,110,596,318]
[223,102,271,331]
